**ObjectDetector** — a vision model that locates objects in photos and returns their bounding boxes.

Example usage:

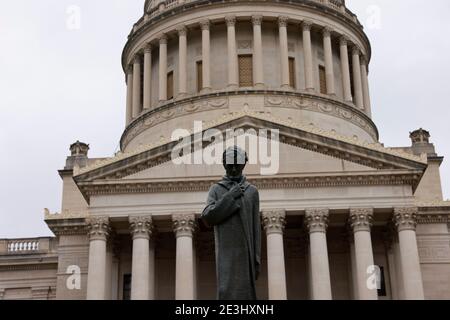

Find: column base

[227,84,239,91]
[200,87,213,94]
[254,83,266,90]
[306,87,315,93]
[280,84,293,91]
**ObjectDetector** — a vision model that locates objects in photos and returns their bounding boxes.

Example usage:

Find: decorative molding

[393,207,418,232]
[172,214,197,238]
[238,40,252,50]
[262,210,286,235]
[417,214,449,224]
[305,208,329,233]
[129,215,153,240]
[349,208,373,232]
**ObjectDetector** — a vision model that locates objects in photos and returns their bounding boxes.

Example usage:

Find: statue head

[222,146,248,178]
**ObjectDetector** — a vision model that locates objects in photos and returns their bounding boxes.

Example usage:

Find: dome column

[339,36,353,103]
[226,15,239,90]
[278,16,290,89]
[322,27,336,95]
[252,15,265,89]
[132,55,142,118]
[360,56,372,117]
[177,25,188,98]
[200,20,211,93]
[159,34,168,101]
[143,44,152,110]
[352,47,364,110]
[125,66,133,125]
[302,20,315,92]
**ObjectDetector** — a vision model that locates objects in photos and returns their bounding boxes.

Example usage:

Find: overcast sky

[0,0,449,238]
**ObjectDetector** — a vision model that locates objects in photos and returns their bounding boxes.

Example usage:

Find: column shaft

[132,57,142,118]
[252,16,264,88]
[178,26,188,96]
[322,27,335,95]
[360,57,372,116]
[303,21,314,92]
[143,45,152,110]
[339,37,352,102]
[278,16,290,88]
[262,211,287,300]
[349,209,378,300]
[306,209,332,300]
[125,67,133,125]
[159,35,168,101]
[86,217,110,300]
[352,47,364,109]
[394,208,425,300]
[200,20,211,92]
[226,16,238,89]
[173,214,196,300]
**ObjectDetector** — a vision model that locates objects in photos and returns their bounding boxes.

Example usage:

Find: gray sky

[0,0,449,238]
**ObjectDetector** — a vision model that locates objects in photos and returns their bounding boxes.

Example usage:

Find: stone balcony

[132,0,359,37]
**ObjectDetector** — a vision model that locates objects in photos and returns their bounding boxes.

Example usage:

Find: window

[238,55,253,87]
[123,274,131,300]
[289,57,296,88]
[319,65,327,94]
[167,71,174,100]
[197,60,203,93]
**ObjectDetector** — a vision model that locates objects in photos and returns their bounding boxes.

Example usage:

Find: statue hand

[229,184,244,199]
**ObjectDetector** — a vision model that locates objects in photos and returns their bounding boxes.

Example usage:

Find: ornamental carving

[349,208,373,232]
[129,215,153,240]
[262,210,286,235]
[393,207,418,232]
[86,216,110,241]
[305,208,329,233]
[173,214,197,238]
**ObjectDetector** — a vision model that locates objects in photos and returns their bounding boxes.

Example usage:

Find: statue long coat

[201,175,261,300]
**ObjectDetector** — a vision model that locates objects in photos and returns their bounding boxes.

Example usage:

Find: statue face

[224,163,246,178]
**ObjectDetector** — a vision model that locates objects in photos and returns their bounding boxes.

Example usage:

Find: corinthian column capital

[225,15,236,27]
[393,207,419,232]
[87,216,110,241]
[173,214,197,238]
[349,208,373,232]
[322,26,333,37]
[278,16,289,28]
[177,25,187,37]
[144,43,152,54]
[159,33,168,45]
[199,19,210,30]
[252,15,263,26]
[305,208,329,233]
[262,210,286,235]
[302,20,313,31]
[129,215,153,240]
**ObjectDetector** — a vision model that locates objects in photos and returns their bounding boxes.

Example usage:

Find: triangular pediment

[73,112,427,195]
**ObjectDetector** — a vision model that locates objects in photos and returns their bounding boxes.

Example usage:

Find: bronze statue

[201,146,261,300]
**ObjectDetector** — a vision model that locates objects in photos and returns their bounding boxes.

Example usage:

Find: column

[339,36,352,102]
[132,55,142,118]
[348,232,359,300]
[225,15,238,89]
[302,20,314,92]
[393,207,424,300]
[143,44,152,110]
[360,56,372,117]
[322,27,336,95]
[177,25,188,97]
[173,214,197,300]
[125,66,133,125]
[352,46,364,109]
[159,34,168,101]
[200,20,211,92]
[278,16,290,89]
[262,210,287,300]
[129,215,153,300]
[86,216,110,300]
[348,208,378,300]
[252,15,264,89]
[305,209,332,300]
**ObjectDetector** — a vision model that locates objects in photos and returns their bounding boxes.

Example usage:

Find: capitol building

[1,0,449,300]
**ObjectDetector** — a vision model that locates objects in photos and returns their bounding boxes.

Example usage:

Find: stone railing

[0,238,56,255]
[135,0,357,34]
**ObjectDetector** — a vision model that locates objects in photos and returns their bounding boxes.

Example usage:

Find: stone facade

[1,0,450,300]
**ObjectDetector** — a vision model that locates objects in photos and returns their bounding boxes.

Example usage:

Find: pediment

[73,112,427,198]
